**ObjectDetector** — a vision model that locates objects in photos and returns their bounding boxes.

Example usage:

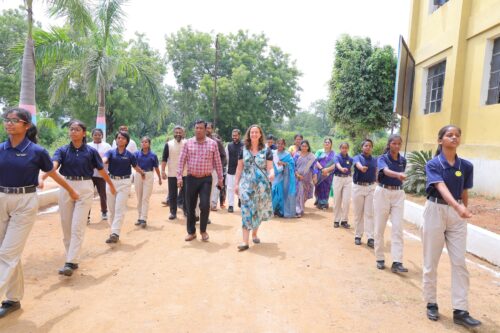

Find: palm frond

[32,27,84,69]
[46,0,93,33]
[48,60,82,104]
[96,0,127,48]
[404,150,433,195]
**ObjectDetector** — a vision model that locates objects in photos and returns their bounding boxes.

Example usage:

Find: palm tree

[19,0,91,125]
[34,0,164,138]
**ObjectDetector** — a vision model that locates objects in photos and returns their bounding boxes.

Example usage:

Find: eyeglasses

[2,118,27,124]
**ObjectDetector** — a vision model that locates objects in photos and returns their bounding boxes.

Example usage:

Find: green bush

[404,150,433,195]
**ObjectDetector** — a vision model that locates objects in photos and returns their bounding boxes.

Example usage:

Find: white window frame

[423,60,446,115]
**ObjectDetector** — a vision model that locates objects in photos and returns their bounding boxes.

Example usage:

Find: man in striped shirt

[177,120,223,242]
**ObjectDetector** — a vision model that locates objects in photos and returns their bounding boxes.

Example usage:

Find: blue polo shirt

[377,153,407,186]
[105,148,137,176]
[334,154,353,176]
[53,143,103,177]
[0,137,53,187]
[353,154,377,183]
[134,150,159,172]
[425,152,473,200]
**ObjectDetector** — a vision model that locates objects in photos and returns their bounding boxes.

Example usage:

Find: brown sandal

[201,232,209,242]
[185,234,197,241]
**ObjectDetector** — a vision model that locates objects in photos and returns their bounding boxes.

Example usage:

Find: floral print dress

[239,147,273,230]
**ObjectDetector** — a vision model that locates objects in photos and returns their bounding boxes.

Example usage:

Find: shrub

[404,150,433,195]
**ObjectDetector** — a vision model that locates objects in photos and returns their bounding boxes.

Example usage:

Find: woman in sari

[272,138,296,218]
[313,138,335,210]
[294,140,316,217]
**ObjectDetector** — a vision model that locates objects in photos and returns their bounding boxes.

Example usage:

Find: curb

[404,200,500,266]
[38,188,59,208]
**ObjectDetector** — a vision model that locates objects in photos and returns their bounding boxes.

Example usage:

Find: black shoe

[195,216,200,222]
[105,233,119,244]
[141,220,147,228]
[340,221,350,229]
[238,199,241,208]
[367,238,374,248]
[207,219,211,224]
[228,206,234,213]
[391,262,409,273]
[427,303,439,321]
[334,221,340,228]
[354,237,361,245]
[168,213,176,220]
[376,260,385,270]
[238,244,249,251]
[135,220,142,226]
[0,300,21,318]
[58,263,79,275]
[453,310,481,328]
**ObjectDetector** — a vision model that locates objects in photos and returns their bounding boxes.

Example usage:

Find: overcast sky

[1,0,411,109]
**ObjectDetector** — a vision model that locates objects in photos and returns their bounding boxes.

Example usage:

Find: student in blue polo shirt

[352,139,377,248]
[0,108,77,318]
[422,125,481,328]
[134,137,162,228]
[373,134,408,273]
[333,142,353,229]
[44,120,116,277]
[103,131,145,243]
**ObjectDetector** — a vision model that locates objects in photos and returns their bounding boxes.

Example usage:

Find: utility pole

[212,34,220,129]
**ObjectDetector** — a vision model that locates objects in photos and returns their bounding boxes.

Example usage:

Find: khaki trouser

[422,200,469,310]
[107,178,131,236]
[225,174,237,207]
[352,183,375,239]
[0,192,38,302]
[59,179,94,263]
[333,176,352,222]
[373,186,405,262]
[134,171,154,221]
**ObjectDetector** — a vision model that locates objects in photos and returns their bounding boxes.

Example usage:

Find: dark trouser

[91,176,107,213]
[219,173,226,206]
[185,175,212,234]
[168,176,185,215]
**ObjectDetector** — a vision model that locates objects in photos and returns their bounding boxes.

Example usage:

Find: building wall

[403,0,500,196]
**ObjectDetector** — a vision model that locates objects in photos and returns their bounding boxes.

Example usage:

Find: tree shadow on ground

[34,269,119,300]
[248,242,287,260]
[0,306,79,333]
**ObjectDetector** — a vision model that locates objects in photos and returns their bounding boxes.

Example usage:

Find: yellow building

[403,0,500,197]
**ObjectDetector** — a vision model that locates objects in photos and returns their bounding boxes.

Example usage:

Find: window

[431,0,449,12]
[425,61,446,114]
[486,38,500,105]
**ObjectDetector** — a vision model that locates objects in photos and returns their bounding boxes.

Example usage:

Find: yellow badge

[455,170,462,177]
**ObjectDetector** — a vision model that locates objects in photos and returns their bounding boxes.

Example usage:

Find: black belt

[428,196,462,205]
[142,169,153,172]
[335,174,351,178]
[0,185,37,194]
[109,175,131,179]
[354,181,375,186]
[65,176,91,181]
[378,184,403,190]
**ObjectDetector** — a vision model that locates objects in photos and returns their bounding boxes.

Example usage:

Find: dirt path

[1,185,499,333]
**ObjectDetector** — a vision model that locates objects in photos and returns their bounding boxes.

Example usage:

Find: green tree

[328,34,396,140]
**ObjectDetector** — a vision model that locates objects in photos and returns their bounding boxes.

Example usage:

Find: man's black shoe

[106,233,119,244]
[168,214,176,220]
[367,238,374,248]
[340,221,350,229]
[376,260,385,270]
[228,206,234,213]
[354,237,361,245]
[334,221,340,228]
[391,262,409,273]
[0,300,21,318]
[453,310,481,328]
[427,303,439,321]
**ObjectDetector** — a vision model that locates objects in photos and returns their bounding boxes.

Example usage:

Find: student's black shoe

[354,237,361,245]
[228,206,234,213]
[427,303,439,321]
[333,221,340,228]
[367,238,374,248]
[0,300,21,318]
[106,233,119,244]
[340,221,350,229]
[168,213,176,220]
[141,220,147,228]
[376,260,385,270]
[453,310,481,328]
[134,220,142,225]
[391,262,409,273]
[57,262,78,276]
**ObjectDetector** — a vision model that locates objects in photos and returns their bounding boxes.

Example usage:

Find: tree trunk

[19,2,36,124]
[96,86,106,139]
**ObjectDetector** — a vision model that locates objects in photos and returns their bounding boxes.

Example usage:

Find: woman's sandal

[252,237,260,244]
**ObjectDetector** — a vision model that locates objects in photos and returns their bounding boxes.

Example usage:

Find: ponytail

[26,125,38,144]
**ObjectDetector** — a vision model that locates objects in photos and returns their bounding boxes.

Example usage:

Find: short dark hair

[266,134,274,141]
[194,119,207,128]
[232,129,241,135]
[91,128,103,136]
[115,131,130,146]
[206,122,214,129]
[294,134,303,140]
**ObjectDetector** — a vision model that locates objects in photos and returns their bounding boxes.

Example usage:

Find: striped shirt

[177,137,223,181]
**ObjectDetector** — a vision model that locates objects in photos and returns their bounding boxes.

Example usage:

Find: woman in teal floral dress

[234,125,274,251]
